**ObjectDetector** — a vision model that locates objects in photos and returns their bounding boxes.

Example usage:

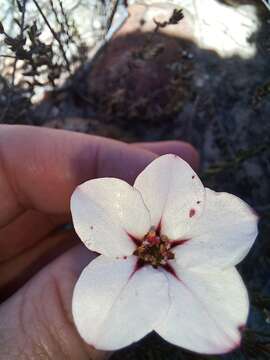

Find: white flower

[71,154,258,354]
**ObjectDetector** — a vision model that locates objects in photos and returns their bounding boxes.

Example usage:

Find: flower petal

[72,255,169,350]
[155,265,249,354]
[134,154,205,239]
[71,178,151,256]
[174,188,258,269]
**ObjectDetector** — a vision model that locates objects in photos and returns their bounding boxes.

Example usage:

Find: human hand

[0,125,198,360]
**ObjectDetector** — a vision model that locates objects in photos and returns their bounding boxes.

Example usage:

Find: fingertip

[176,141,200,171]
[134,140,200,170]
[0,125,159,217]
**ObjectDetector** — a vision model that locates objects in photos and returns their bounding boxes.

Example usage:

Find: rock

[131,0,261,58]
[118,4,195,40]
[88,4,195,129]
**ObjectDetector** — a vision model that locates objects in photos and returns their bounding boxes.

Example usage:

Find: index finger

[0,125,199,227]
[0,125,157,226]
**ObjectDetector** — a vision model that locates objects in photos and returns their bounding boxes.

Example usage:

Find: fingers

[0,245,108,360]
[0,229,77,301]
[0,210,56,262]
[0,125,199,227]
[134,141,199,170]
[0,125,157,226]
[0,125,199,296]
[0,125,199,358]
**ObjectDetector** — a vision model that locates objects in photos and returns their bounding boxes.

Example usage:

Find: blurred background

[0,0,270,359]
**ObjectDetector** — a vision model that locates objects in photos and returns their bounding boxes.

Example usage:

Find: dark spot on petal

[196,201,201,204]
[192,175,195,179]
[123,256,127,260]
[90,225,93,230]
[189,208,196,218]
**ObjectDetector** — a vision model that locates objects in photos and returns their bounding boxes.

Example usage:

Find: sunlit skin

[0,125,198,359]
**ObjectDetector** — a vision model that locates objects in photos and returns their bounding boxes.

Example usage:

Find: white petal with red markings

[72,255,169,350]
[134,154,205,239]
[71,178,151,257]
[173,188,258,270]
[155,265,248,354]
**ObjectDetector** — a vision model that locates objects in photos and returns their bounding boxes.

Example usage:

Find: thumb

[0,245,108,360]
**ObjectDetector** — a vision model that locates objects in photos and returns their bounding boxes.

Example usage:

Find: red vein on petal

[156,220,162,234]
[127,232,142,247]
[170,239,190,249]
[128,259,144,280]
[161,263,180,280]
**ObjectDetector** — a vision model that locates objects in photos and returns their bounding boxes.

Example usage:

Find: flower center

[133,227,175,268]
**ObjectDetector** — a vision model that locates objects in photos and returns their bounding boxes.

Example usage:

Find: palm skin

[0,125,198,359]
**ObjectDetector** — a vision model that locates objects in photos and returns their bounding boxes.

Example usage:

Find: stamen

[133,228,175,268]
